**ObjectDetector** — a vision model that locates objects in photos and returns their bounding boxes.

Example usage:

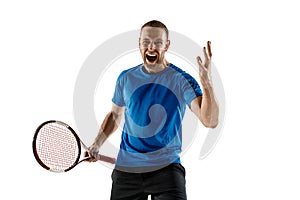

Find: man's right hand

[84,144,100,162]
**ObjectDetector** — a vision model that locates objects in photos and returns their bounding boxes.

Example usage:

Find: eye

[154,41,163,46]
[142,40,150,46]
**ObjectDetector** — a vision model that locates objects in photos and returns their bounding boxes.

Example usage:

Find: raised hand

[197,41,213,87]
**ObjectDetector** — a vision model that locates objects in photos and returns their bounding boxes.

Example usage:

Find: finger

[198,58,207,73]
[199,64,208,74]
[196,56,202,65]
[84,151,90,158]
[83,157,92,162]
[84,155,97,162]
[207,41,212,57]
[203,47,209,62]
[83,151,93,162]
[84,150,99,162]
[197,56,205,71]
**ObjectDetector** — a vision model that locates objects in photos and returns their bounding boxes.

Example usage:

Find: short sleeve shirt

[112,63,202,168]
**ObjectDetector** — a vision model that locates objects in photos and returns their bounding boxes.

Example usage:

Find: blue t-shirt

[112,63,202,169]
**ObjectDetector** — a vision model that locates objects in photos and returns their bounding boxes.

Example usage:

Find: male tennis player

[87,20,219,200]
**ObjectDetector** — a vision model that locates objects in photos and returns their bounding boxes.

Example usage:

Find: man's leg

[110,169,148,200]
[145,164,187,200]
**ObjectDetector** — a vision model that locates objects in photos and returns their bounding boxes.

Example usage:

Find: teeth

[146,53,156,56]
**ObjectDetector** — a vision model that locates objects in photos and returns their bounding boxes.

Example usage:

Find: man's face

[139,27,170,67]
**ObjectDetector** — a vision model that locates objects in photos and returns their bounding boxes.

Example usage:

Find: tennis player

[87,20,219,200]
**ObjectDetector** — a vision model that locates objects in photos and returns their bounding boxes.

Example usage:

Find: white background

[1,0,300,199]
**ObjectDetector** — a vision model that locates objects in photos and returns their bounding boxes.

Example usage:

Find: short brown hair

[141,20,169,39]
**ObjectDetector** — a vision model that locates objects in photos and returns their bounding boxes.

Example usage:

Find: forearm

[200,84,219,128]
[91,111,120,148]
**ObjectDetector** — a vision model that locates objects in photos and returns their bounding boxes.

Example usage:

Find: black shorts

[110,163,187,200]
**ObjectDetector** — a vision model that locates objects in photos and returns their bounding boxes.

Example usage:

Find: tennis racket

[32,120,116,173]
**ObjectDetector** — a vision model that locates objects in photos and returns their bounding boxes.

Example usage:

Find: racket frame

[33,120,82,172]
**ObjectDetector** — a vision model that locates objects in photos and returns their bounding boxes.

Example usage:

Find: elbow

[200,116,219,128]
[203,121,219,128]
[208,120,219,128]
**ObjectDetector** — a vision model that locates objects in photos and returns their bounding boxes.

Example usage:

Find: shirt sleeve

[181,73,202,106]
[112,71,126,107]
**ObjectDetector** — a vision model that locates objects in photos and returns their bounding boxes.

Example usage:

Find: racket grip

[96,154,116,164]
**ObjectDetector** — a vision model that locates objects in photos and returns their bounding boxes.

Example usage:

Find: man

[87,20,219,200]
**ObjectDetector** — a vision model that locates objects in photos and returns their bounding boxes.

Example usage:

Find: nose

[148,42,155,50]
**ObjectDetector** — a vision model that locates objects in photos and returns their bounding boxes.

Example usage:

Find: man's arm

[88,103,125,158]
[190,41,219,128]
[191,88,219,128]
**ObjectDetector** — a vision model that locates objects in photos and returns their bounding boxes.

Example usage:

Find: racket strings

[35,123,79,171]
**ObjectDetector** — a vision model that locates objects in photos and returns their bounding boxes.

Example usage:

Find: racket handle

[96,154,116,164]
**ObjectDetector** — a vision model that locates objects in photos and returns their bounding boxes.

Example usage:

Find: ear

[164,40,170,51]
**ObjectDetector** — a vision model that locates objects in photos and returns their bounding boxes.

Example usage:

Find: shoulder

[169,63,202,95]
[117,64,142,80]
[168,63,197,82]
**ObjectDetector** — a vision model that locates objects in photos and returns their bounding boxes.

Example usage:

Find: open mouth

[146,53,158,63]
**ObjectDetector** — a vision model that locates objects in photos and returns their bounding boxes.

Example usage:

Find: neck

[143,60,169,74]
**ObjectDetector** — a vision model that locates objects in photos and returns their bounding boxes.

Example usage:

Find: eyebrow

[141,38,163,42]
[140,34,165,40]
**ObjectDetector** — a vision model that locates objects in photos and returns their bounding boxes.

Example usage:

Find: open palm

[197,41,213,87]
